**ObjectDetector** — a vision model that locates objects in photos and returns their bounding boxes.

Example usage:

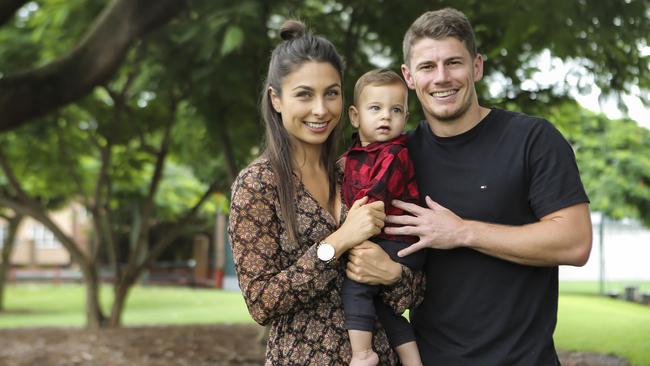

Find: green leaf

[220,25,244,56]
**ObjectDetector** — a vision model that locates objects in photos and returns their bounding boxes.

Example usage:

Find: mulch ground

[0,324,631,365]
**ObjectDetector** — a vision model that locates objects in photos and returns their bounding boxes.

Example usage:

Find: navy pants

[342,238,426,347]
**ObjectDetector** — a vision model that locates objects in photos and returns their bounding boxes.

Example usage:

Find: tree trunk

[82,263,106,329]
[108,277,136,327]
[0,213,23,311]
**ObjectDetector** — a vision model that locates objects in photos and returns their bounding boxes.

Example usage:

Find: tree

[548,102,650,226]
[0,90,224,327]
[0,0,187,132]
[0,209,23,312]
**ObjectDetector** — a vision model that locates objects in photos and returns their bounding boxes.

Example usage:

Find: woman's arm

[228,169,341,325]
[228,166,385,325]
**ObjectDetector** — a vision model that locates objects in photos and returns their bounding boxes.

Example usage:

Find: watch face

[318,243,335,261]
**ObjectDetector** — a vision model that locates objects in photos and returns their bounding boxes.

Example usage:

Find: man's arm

[386,196,592,267]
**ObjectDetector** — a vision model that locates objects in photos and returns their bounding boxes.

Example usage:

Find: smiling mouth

[305,121,327,129]
[430,90,458,98]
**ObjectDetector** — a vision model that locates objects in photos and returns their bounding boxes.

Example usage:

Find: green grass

[560,280,650,296]
[2,282,650,365]
[0,284,253,328]
[556,281,650,366]
[556,294,650,366]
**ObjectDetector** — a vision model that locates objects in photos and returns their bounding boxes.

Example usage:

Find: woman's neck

[292,143,323,173]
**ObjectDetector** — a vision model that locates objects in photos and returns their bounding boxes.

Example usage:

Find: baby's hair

[353,68,407,106]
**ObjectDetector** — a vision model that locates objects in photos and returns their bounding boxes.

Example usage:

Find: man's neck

[427,106,491,138]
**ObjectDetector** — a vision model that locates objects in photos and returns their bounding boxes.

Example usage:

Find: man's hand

[346,241,402,286]
[384,196,469,257]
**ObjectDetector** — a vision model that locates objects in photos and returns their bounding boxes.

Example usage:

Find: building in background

[0,203,89,268]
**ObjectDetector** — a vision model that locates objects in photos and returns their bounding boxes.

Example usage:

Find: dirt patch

[0,324,632,365]
[0,324,266,366]
[558,351,631,366]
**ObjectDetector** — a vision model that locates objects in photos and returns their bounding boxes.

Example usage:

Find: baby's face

[350,83,408,146]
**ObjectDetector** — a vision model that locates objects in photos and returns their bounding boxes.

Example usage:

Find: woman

[228,20,421,364]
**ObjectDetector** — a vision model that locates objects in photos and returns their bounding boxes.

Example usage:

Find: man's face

[401,37,483,124]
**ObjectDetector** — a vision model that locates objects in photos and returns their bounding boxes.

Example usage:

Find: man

[346,8,592,365]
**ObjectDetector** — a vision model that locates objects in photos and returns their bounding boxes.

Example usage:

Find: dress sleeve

[228,165,340,325]
[379,265,426,314]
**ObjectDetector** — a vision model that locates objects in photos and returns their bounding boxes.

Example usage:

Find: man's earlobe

[474,54,484,82]
[401,64,415,89]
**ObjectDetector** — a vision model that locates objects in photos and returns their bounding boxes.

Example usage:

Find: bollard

[623,285,638,302]
[641,292,650,305]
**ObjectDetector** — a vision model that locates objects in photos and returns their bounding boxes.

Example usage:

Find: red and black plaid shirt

[342,134,419,244]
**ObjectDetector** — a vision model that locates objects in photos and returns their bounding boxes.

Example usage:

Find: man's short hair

[353,68,407,106]
[403,8,477,66]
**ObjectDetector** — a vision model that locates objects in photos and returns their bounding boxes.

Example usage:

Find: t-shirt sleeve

[527,119,589,218]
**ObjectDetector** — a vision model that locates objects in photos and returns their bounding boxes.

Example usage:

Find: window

[32,223,61,249]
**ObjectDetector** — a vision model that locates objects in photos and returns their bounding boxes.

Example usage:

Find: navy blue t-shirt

[407,108,589,366]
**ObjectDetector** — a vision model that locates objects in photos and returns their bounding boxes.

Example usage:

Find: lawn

[1,281,650,365]
[557,281,650,366]
[0,284,253,327]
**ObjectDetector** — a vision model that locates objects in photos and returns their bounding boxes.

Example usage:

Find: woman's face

[270,61,343,151]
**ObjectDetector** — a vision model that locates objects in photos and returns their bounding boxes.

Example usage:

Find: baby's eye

[392,107,403,113]
[369,105,381,111]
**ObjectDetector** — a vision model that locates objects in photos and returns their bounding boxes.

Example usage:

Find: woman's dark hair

[260,20,345,249]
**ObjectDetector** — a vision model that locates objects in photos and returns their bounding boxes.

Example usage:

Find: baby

[342,69,425,366]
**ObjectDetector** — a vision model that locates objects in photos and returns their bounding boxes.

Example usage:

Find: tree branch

[133,178,222,279]
[0,146,32,203]
[126,115,175,272]
[217,120,238,183]
[0,0,188,132]
[0,196,89,266]
[55,119,88,207]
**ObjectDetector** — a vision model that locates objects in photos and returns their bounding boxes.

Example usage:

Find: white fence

[560,214,650,281]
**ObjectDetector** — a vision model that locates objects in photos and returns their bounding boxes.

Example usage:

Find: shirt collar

[348,133,408,152]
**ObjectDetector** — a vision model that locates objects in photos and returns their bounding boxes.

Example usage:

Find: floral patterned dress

[228,158,423,365]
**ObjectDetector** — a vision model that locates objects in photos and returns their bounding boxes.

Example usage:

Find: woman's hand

[325,197,385,256]
[346,241,402,285]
